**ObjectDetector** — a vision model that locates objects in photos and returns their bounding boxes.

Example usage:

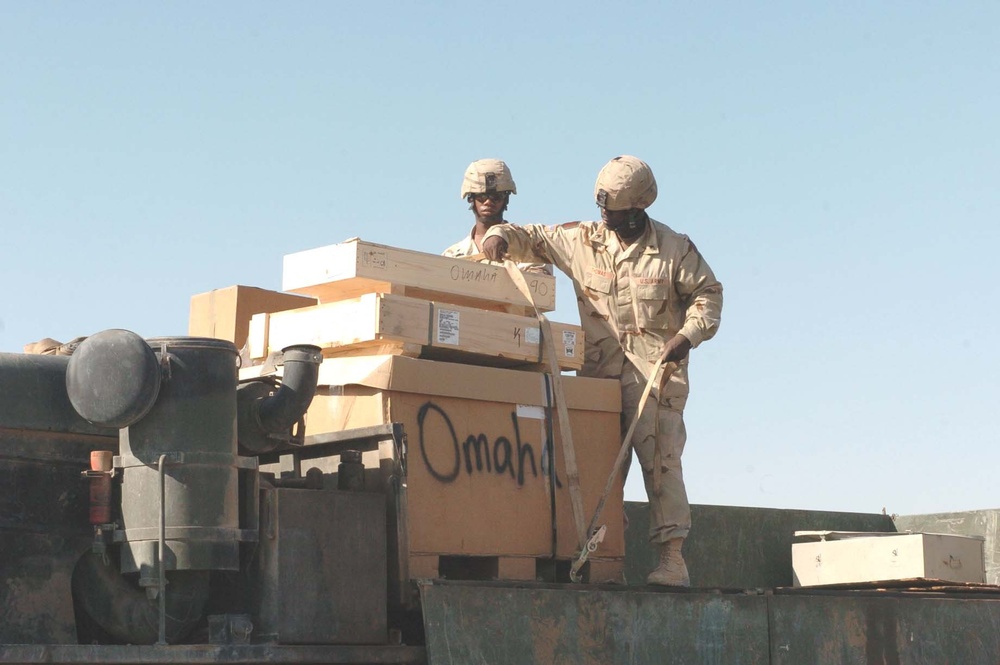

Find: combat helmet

[594,155,657,211]
[461,159,517,199]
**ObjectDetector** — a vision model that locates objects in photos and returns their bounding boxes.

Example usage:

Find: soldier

[482,155,723,586]
[445,159,549,274]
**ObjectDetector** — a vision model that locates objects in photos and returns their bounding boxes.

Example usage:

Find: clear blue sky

[2,3,997,517]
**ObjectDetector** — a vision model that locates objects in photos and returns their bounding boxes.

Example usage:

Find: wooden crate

[271,355,625,586]
[792,531,986,587]
[188,285,316,351]
[246,292,584,371]
[282,238,556,313]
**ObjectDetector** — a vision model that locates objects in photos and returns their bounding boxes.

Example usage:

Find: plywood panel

[282,239,556,312]
[298,358,624,565]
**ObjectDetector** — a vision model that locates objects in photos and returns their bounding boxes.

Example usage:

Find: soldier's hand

[662,334,692,363]
[483,236,509,262]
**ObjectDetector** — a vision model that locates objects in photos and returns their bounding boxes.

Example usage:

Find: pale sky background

[2,3,997,518]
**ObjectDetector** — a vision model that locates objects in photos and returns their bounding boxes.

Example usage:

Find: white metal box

[792,531,986,587]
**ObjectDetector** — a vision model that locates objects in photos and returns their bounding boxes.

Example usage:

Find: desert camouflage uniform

[483,218,722,543]
[444,226,551,275]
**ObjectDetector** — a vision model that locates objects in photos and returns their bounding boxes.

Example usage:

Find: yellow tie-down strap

[499,258,678,582]
[501,260,589,557]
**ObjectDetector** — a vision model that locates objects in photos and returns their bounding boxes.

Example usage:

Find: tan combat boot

[646,538,690,587]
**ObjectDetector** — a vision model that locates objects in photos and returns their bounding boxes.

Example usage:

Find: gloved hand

[662,334,691,363]
[657,335,691,392]
[483,235,509,262]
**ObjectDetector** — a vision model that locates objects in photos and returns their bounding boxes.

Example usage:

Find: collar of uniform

[589,221,612,252]
[593,216,659,254]
[469,220,506,249]
[606,217,659,258]
[638,216,660,255]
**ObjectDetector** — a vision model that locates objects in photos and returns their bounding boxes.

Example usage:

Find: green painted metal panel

[419,580,769,665]
[769,591,1000,664]
[624,502,897,588]
[0,644,426,664]
[896,509,1000,585]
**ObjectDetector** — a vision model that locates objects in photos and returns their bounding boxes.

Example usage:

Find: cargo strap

[570,350,679,580]
[501,261,589,559]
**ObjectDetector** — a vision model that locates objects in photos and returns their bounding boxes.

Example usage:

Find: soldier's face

[602,207,645,240]
[601,207,629,227]
[472,192,506,221]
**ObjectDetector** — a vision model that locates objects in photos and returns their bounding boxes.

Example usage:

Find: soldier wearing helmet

[444,159,549,274]
[483,155,723,587]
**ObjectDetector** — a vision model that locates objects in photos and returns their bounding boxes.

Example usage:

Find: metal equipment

[4,329,1000,664]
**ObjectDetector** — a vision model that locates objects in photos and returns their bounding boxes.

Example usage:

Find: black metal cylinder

[337,450,366,491]
[117,337,241,575]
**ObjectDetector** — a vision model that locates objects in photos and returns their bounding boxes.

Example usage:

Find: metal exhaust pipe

[72,551,209,645]
[237,345,322,454]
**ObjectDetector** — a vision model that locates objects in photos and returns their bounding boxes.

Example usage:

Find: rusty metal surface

[250,487,387,645]
[0,550,81,644]
[769,590,1000,664]
[0,428,112,644]
[0,644,425,664]
[419,580,769,665]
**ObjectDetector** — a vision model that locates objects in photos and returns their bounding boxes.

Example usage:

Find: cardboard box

[792,531,986,587]
[300,355,624,580]
[282,238,556,312]
[247,292,585,371]
[188,285,316,351]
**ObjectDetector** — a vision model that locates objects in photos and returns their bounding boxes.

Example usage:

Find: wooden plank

[429,302,583,370]
[282,239,556,311]
[588,559,626,584]
[408,555,621,583]
[248,312,269,359]
[248,293,430,359]
[408,556,440,580]
[248,293,584,370]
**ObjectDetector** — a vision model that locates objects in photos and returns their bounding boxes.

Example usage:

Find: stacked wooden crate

[198,238,625,588]
[245,238,582,371]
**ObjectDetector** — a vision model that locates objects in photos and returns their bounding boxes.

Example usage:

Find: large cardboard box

[792,531,986,587]
[282,238,556,313]
[247,292,584,371]
[302,355,624,583]
[188,285,316,351]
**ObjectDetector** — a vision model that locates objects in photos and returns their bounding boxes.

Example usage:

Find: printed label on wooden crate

[562,331,578,357]
[435,309,460,345]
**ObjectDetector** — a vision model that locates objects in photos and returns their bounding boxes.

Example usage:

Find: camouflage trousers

[620,360,690,544]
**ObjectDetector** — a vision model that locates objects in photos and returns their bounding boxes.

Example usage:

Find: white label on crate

[516,404,546,420]
[525,327,540,345]
[562,330,578,356]
[436,309,460,345]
